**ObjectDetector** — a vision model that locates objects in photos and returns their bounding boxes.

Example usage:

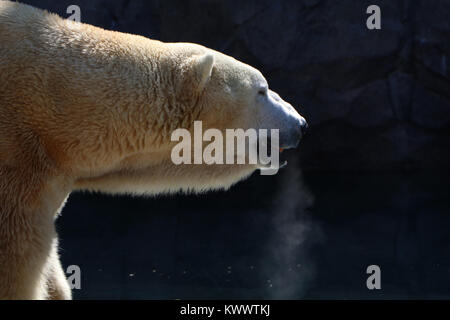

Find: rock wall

[22,0,450,171]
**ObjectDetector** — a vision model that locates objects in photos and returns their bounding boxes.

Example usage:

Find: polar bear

[0,1,308,299]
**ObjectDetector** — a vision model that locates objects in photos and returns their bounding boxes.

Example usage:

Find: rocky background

[17,0,450,299]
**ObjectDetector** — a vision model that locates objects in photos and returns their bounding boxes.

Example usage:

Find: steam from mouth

[261,156,323,299]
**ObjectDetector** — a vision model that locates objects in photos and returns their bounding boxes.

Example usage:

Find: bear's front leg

[0,165,70,300]
[0,212,55,299]
[44,238,72,300]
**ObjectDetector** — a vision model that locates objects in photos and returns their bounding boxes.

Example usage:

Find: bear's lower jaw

[257,159,287,168]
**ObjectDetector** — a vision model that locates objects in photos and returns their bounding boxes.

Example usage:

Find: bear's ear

[191,53,214,91]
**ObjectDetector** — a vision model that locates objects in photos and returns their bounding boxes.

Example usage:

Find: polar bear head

[75,43,307,194]
[187,48,308,156]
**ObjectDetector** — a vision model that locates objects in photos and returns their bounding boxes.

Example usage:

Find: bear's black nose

[301,121,309,137]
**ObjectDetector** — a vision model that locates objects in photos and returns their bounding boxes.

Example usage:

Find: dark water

[58,160,450,299]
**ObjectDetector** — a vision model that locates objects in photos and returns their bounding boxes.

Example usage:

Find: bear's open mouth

[279,147,289,169]
[254,140,295,170]
[256,148,288,170]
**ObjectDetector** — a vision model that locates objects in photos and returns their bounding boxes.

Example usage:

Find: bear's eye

[258,89,267,96]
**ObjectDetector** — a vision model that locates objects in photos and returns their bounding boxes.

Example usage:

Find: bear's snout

[280,116,308,150]
[300,119,309,137]
[265,90,308,150]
